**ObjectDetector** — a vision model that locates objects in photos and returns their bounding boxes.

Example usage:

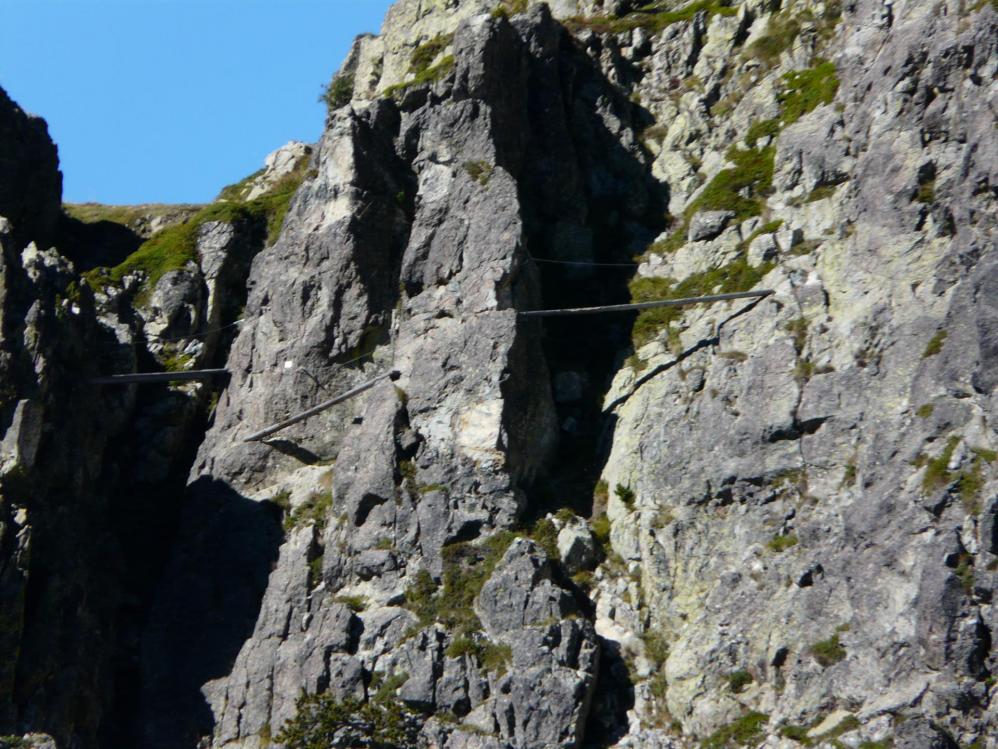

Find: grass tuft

[566,0,737,36]
[628,255,773,349]
[767,533,798,553]
[810,633,846,666]
[410,33,454,74]
[727,670,753,693]
[923,329,947,357]
[86,155,311,298]
[701,711,769,749]
[384,56,455,99]
[779,59,840,125]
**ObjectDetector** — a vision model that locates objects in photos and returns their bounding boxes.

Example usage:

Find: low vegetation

[445,635,513,675]
[63,202,201,233]
[686,145,776,221]
[810,632,846,666]
[918,436,960,493]
[384,56,455,99]
[566,0,737,36]
[727,669,753,693]
[628,254,773,349]
[491,0,527,18]
[614,483,636,508]
[767,533,798,553]
[320,75,354,113]
[276,688,420,749]
[284,490,333,532]
[410,33,453,74]
[463,160,494,186]
[404,531,516,636]
[746,12,802,65]
[778,59,840,126]
[84,154,312,299]
[701,711,769,749]
[923,329,947,357]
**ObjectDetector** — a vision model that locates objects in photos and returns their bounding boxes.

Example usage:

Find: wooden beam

[244,371,398,443]
[518,289,774,318]
[90,369,230,385]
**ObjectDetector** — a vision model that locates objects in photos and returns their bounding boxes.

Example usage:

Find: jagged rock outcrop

[1,0,996,748]
[0,86,141,748]
[0,88,61,253]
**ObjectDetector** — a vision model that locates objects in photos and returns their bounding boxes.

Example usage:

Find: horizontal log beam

[518,289,774,318]
[244,371,398,443]
[90,369,230,385]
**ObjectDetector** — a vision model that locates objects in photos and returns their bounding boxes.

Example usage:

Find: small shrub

[727,669,753,693]
[530,517,560,560]
[954,552,974,596]
[284,490,333,532]
[806,183,840,202]
[701,711,769,749]
[972,447,997,463]
[921,436,959,493]
[480,641,513,675]
[785,318,808,352]
[810,633,846,666]
[767,534,798,553]
[923,329,947,357]
[269,489,292,512]
[445,636,480,659]
[161,350,194,372]
[591,515,611,550]
[643,631,670,666]
[463,160,494,186]
[615,484,636,508]
[842,461,858,487]
[276,691,420,749]
[572,570,594,591]
[818,714,860,740]
[915,177,935,204]
[491,0,527,17]
[334,594,366,612]
[916,403,935,418]
[320,75,354,112]
[566,0,737,35]
[554,507,577,523]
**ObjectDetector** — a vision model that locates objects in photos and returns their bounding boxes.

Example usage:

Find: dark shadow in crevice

[56,214,143,271]
[132,477,283,749]
[260,438,321,465]
[583,638,636,748]
[512,8,669,526]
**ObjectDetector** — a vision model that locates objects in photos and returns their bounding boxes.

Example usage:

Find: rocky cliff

[0,0,997,748]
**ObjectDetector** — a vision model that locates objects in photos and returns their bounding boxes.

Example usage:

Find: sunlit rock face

[1,0,997,748]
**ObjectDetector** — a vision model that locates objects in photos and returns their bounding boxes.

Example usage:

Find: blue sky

[1,0,394,205]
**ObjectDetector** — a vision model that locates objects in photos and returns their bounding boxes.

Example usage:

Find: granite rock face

[1,0,997,748]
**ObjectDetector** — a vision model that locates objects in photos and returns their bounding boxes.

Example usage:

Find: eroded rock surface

[1,1,997,748]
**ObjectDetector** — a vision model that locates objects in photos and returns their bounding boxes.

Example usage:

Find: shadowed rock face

[1,1,998,748]
[0,87,61,254]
